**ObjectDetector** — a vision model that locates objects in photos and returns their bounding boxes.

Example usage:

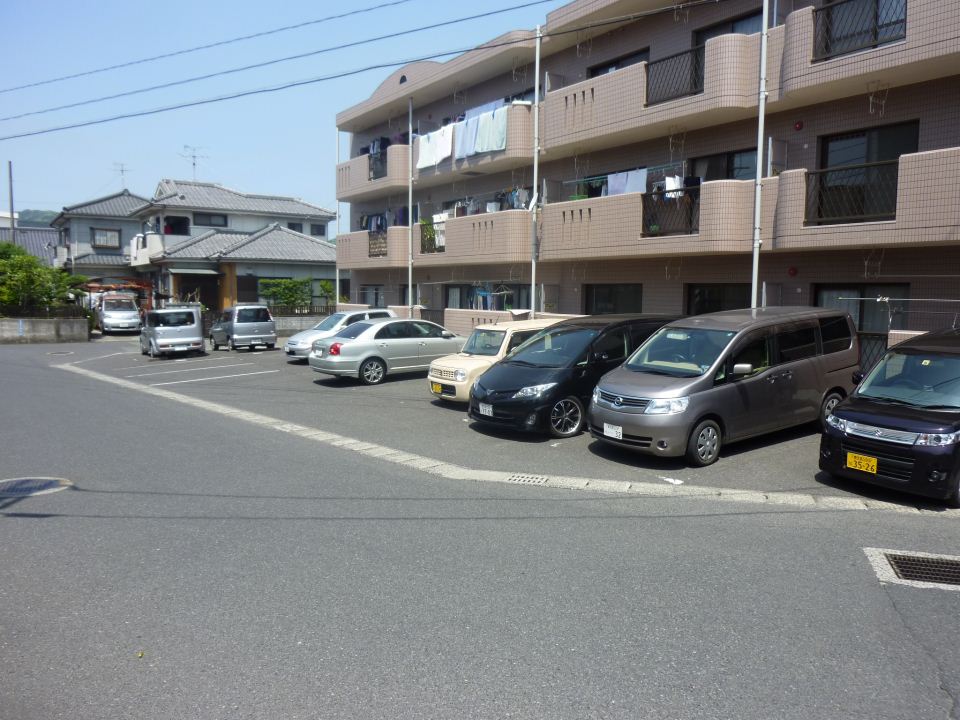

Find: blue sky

[0,0,566,233]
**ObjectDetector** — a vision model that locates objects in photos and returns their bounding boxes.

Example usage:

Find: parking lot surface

[51,336,958,515]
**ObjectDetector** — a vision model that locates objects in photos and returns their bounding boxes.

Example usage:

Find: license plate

[251,338,261,345]
[479,402,493,417]
[315,348,323,357]
[603,423,623,440]
[173,345,188,352]
[846,451,878,474]
[431,382,443,394]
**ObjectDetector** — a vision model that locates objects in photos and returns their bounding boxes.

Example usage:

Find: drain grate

[0,477,72,497]
[507,474,550,485]
[886,553,960,586]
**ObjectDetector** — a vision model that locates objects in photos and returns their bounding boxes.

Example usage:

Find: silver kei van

[210,304,277,351]
[140,304,205,357]
[589,307,859,466]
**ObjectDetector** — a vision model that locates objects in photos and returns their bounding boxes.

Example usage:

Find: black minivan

[468,315,678,438]
[820,329,960,506]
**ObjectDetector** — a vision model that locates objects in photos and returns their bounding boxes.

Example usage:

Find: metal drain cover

[864,547,960,592]
[507,474,549,485]
[0,477,72,497]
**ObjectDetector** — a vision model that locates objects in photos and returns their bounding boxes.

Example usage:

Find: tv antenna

[113,162,131,188]
[180,145,209,180]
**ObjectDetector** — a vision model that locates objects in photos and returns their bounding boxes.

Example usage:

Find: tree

[0,242,86,308]
[258,278,312,307]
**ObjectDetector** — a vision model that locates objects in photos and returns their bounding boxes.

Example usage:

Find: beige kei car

[428,318,558,402]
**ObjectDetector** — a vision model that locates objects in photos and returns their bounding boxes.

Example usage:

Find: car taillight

[329,342,341,356]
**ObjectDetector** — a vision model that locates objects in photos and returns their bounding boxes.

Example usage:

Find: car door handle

[378,343,388,348]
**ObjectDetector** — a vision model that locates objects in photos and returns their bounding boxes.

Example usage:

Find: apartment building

[335,0,960,359]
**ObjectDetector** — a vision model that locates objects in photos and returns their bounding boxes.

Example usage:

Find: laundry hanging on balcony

[415,124,453,169]
[475,106,508,153]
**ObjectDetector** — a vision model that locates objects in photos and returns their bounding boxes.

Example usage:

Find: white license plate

[250,338,261,345]
[315,349,323,357]
[479,402,493,417]
[173,345,188,352]
[603,423,623,440]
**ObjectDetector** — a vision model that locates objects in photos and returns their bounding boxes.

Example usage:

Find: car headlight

[916,430,960,446]
[512,382,557,399]
[644,397,689,415]
[825,413,847,432]
[454,369,467,382]
[592,386,601,404]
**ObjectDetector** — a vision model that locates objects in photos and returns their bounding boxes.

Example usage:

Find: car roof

[895,328,960,354]
[548,313,682,330]
[668,306,847,332]
[472,318,559,331]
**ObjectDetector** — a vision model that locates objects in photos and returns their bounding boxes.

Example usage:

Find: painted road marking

[125,363,254,378]
[150,370,279,386]
[57,363,956,517]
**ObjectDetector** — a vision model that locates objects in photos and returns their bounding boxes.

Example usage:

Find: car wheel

[820,391,843,431]
[359,358,386,385]
[549,396,584,438]
[686,419,721,466]
[266,343,275,350]
[210,335,219,351]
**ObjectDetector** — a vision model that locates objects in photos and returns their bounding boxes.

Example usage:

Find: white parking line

[56,363,955,517]
[70,352,138,364]
[125,363,254,378]
[114,356,231,370]
[150,370,279,386]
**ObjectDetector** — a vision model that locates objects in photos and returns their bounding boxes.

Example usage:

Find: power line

[0,0,415,96]
[0,0,559,124]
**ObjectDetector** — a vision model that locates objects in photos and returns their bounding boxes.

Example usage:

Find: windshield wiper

[505,359,538,367]
[916,404,960,410]
[859,395,919,407]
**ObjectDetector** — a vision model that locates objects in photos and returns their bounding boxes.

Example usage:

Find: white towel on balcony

[607,172,628,196]
[456,117,479,159]
[665,175,683,199]
[475,107,508,153]
[416,125,453,169]
[624,168,648,194]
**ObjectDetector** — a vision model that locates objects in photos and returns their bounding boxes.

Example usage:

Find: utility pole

[530,25,542,318]
[750,0,771,308]
[113,162,131,189]
[7,161,15,248]
[180,145,208,181]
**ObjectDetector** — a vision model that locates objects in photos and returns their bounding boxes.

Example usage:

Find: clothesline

[561,160,686,185]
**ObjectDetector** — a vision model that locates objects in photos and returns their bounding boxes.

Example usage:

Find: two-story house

[336,0,960,363]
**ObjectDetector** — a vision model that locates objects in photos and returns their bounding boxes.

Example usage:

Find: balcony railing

[368,151,387,180]
[646,46,705,105]
[642,186,701,236]
[368,231,388,257]
[813,0,907,61]
[805,160,899,224]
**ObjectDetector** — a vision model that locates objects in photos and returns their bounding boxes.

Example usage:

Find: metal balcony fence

[368,231,388,257]
[813,0,907,61]
[641,186,701,236]
[368,150,387,181]
[267,304,335,316]
[805,160,899,224]
[646,46,705,106]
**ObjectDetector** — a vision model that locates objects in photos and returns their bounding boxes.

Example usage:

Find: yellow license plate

[846,452,878,474]
[431,382,443,394]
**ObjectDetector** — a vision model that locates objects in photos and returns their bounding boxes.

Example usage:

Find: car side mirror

[732,363,753,377]
[852,370,865,385]
[441,331,455,338]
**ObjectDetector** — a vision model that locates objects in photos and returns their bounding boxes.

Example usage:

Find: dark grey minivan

[210,304,277,351]
[589,307,859,465]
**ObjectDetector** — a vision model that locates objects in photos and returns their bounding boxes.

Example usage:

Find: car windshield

[857,349,960,409]
[335,322,372,340]
[103,299,137,311]
[461,329,506,356]
[626,327,736,377]
[155,312,194,327]
[506,327,598,368]
[312,313,346,331]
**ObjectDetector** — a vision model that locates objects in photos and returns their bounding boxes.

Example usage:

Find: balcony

[539,180,755,261]
[336,226,414,270]
[336,144,409,203]
[645,46,705,106]
[813,0,906,62]
[772,147,960,250]
[416,209,530,267]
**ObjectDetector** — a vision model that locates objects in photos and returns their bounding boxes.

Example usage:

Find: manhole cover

[864,547,960,592]
[0,477,72,497]
[46,351,74,356]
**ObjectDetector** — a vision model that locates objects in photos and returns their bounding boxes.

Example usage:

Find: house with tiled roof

[50,189,151,277]
[0,227,59,266]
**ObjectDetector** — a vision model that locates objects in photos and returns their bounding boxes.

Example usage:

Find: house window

[310,223,326,237]
[687,284,751,315]
[584,284,643,314]
[360,285,385,308]
[588,49,650,78]
[695,10,764,46]
[691,149,757,181]
[236,275,259,303]
[194,213,227,227]
[163,216,190,234]
[91,228,121,248]
[287,222,303,233]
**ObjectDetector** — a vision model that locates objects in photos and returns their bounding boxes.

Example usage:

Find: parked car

[428,318,558,402]
[468,315,678,438]
[821,328,960,507]
[589,307,859,466]
[97,294,141,333]
[284,308,397,360]
[309,318,465,385]
[210,304,277,351]
[140,304,205,357]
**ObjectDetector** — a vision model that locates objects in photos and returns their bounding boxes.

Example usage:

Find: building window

[287,222,303,233]
[91,228,121,248]
[310,223,326,237]
[687,284,751,315]
[584,284,643,314]
[691,149,757,181]
[695,10,764,46]
[587,49,650,78]
[236,275,259,303]
[163,216,190,234]
[360,285,385,308]
[194,213,227,227]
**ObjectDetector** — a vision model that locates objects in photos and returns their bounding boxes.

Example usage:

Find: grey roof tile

[0,227,58,265]
[71,252,131,266]
[150,179,334,218]
[56,189,151,220]
[219,224,337,262]
[159,230,248,260]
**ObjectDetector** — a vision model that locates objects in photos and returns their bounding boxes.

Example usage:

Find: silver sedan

[309,318,464,385]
